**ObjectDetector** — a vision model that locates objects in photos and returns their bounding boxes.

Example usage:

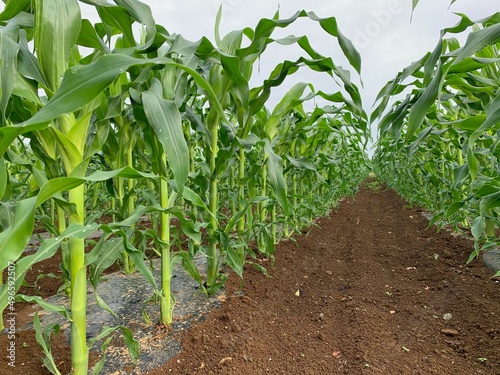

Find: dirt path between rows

[151,181,500,375]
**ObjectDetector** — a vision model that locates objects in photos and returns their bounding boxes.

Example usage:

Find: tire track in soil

[150,182,500,375]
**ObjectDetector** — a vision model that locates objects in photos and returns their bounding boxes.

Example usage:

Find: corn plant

[373,13,500,274]
[0,0,172,372]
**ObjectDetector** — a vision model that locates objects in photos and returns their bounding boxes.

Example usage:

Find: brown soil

[2,181,500,374]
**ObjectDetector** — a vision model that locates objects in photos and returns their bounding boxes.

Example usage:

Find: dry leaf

[295,290,300,297]
[390,310,396,314]
[332,351,342,358]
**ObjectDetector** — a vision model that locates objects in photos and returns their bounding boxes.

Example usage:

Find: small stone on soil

[440,328,459,336]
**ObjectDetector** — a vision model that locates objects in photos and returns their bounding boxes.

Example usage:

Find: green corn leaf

[220,53,249,108]
[87,325,139,365]
[480,191,500,213]
[78,19,107,50]
[469,93,500,146]
[18,29,49,89]
[471,216,486,240]
[79,0,114,6]
[109,205,148,229]
[20,54,151,127]
[408,126,433,156]
[142,83,189,194]
[445,201,465,218]
[402,53,430,81]
[238,10,361,76]
[13,73,43,105]
[449,115,487,131]
[307,11,361,75]
[18,295,69,317]
[91,336,113,375]
[264,139,289,215]
[166,207,202,245]
[475,183,499,197]
[84,166,157,181]
[94,292,119,318]
[224,196,268,233]
[286,156,317,171]
[265,83,308,139]
[49,127,84,172]
[219,29,244,56]
[0,21,20,123]
[411,0,419,14]
[68,112,93,156]
[118,325,140,364]
[84,232,110,266]
[0,0,31,21]
[168,61,231,127]
[466,147,478,181]
[406,65,443,140]
[89,237,123,289]
[119,232,157,289]
[113,0,156,42]
[442,14,473,36]
[448,57,500,73]
[218,230,244,278]
[423,37,444,85]
[225,244,245,279]
[97,5,135,47]
[0,223,98,320]
[0,55,229,159]
[34,0,81,92]
[180,185,219,226]
[174,251,205,291]
[4,12,33,28]
[272,82,308,117]
[452,164,469,189]
[214,5,222,46]
[84,118,110,160]
[0,197,36,268]
[9,55,189,141]
[0,158,6,200]
[452,23,500,65]
[33,313,62,375]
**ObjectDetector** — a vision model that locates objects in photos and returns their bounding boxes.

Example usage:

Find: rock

[441,328,459,336]
[443,313,453,321]
[483,249,500,272]
[442,249,452,257]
